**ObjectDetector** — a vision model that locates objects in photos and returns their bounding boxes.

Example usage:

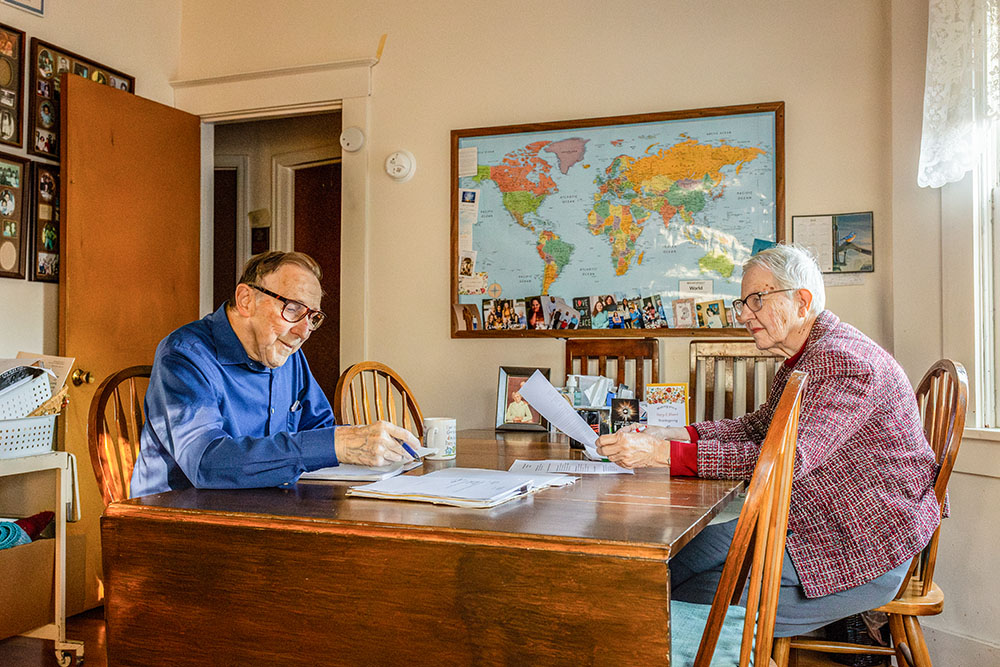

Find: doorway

[213,112,343,394]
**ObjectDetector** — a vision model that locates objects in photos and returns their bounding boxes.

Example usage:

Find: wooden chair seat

[333,361,425,437]
[874,580,944,616]
[87,365,153,505]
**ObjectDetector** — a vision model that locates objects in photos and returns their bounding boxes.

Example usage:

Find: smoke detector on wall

[339,126,365,152]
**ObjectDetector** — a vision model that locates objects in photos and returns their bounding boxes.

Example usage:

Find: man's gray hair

[743,243,825,317]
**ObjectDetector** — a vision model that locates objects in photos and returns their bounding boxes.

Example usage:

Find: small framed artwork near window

[496,366,550,431]
[28,160,58,282]
[0,150,29,279]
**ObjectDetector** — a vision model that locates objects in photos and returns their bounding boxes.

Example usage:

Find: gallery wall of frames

[0,21,133,282]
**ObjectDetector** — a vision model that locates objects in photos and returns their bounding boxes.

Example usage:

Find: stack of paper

[299,444,437,482]
[346,467,577,508]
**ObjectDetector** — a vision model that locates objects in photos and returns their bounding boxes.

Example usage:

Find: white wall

[0,0,182,357]
[180,0,894,430]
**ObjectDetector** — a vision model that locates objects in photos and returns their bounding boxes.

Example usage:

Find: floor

[0,606,886,666]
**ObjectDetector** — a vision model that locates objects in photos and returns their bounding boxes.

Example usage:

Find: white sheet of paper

[457,146,478,177]
[792,216,834,272]
[519,370,603,460]
[509,459,633,475]
[16,352,74,391]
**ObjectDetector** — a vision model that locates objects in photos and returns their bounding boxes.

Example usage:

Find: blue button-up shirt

[130,305,338,497]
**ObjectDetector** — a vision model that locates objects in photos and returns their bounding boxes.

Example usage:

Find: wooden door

[294,161,341,394]
[60,74,201,612]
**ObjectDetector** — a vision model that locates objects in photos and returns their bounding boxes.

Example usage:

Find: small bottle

[565,375,580,407]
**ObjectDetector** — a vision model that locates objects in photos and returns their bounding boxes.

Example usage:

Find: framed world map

[450,101,785,338]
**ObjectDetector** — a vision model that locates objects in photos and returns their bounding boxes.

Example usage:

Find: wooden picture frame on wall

[28,38,135,160]
[28,160,58,282]
[450,101,785,339]
[0,22,25,148]
[0,150,30,279]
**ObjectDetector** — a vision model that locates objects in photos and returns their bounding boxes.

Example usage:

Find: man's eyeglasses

[249,284,326,331]
[732,288,800,317]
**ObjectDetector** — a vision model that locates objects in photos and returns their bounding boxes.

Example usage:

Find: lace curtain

[917,0,1000,188]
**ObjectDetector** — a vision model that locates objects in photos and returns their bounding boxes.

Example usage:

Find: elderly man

[597,244,941,636]
[130,251,419,497]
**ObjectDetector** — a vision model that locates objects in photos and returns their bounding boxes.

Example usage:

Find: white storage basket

[0,369,56,459]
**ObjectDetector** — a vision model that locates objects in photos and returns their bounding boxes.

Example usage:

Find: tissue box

[0,537,54,640]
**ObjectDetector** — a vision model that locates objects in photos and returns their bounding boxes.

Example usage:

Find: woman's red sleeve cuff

[685,425,700,442]
[670,441,698,477]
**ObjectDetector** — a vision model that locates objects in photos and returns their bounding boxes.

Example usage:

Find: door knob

[72,369,94,386]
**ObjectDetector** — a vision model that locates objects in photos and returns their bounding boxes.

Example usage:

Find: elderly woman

[597,244,941,637]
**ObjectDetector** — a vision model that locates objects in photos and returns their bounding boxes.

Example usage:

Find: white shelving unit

[0,452,83,666]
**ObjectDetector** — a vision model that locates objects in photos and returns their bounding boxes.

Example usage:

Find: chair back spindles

[334,362,425,437]
[87,365,153,505]
[690,340,783,423]
[564,339,659,399]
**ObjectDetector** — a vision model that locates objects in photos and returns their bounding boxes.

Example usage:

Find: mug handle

[425,425,441,453]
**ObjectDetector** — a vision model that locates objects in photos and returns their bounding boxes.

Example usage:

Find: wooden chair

[86,365,153,505]
[565,338,659,399]
[690,339,783,423]
[671,370,808,667]
[777,359,968,667]
[333,361,425,437]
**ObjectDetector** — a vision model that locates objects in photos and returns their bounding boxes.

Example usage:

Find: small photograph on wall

[792,211,874,273]
[0,23,24,148]
[0,150,29,279]
[29,160,59,282]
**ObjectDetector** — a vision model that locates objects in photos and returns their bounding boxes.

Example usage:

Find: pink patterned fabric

[693,311,940,598]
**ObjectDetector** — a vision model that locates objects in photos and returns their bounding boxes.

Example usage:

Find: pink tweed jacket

[693,311,940,598]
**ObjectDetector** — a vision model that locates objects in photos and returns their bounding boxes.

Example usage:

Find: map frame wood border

[450,100,785,339]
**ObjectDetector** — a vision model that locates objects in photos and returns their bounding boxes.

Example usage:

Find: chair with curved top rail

[333,361,425,437]
[87,365,153,505]
[774,359,968,667]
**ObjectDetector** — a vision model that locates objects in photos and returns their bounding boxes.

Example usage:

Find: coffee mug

[424,417,457,460]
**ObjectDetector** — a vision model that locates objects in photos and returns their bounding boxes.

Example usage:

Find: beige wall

[0,0,181,358]
[180,0,894,430]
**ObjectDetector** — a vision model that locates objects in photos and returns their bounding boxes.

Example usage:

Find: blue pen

[398,440,420,460]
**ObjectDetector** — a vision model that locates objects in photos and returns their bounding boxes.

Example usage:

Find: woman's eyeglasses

[732,288,800,316]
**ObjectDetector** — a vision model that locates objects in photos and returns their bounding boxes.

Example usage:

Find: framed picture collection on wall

[28,37,134,160]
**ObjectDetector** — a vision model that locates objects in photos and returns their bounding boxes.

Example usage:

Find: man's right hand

[334,421,421,467]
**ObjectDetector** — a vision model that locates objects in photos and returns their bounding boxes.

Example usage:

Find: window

[979,120,1000,426]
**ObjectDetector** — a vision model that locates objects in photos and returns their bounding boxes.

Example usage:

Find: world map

[456,110,779,323]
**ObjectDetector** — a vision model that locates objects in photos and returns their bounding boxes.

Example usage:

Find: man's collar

[209,303,268,371]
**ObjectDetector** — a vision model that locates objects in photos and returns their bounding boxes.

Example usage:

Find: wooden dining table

[101,429,743,666]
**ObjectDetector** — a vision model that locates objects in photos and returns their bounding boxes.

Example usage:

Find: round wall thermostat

[385,150,416,182]
[339,126,365,152]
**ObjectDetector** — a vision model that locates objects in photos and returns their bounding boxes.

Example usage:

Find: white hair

[743,243,826,317]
